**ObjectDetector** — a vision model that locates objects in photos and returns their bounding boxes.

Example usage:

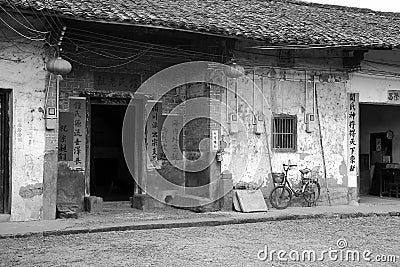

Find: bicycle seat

[299,168,311,175]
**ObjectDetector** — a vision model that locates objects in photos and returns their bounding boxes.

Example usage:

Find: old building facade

[1,0,400,221]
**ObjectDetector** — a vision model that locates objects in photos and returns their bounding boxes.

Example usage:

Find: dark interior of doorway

[0,91,10,213]
[360,104,399,197]
[90,104,135,201]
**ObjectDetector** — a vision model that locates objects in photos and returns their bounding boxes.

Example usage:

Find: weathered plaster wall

[220,67,349,203]
[0,22,47,220]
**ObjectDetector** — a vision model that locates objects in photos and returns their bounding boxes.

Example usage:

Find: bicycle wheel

[270,186,292,209]
[303,181,321,205]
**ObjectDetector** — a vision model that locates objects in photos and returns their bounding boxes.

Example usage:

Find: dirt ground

[0,216,399,267]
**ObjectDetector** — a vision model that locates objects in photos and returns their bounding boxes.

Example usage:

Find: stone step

[168,194,217,212]
[0,214,10,222]
[103,201,131,209]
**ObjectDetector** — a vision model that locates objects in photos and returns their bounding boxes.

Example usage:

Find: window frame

[271,114,297,152]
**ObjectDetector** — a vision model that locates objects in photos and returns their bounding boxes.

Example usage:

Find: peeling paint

[222,70,349,194]
[19,183,43,198]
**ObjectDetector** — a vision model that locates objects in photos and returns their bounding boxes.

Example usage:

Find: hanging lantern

[46,57,72,75]
[224,60,245,78]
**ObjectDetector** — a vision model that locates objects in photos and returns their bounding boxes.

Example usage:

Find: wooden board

[235,189,268,212]
[233,190,242,212]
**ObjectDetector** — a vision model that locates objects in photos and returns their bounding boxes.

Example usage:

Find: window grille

[272,115,296,151]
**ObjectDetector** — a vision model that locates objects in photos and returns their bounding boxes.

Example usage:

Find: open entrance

[90,100,136,201]
[0,91,10,214]
[360,104,400,198]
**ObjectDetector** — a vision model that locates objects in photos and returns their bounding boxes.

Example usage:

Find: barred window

[272,115,296,151]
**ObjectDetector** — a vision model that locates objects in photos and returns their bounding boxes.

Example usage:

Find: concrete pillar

[219,170,233,211]
[347,187,359,206]
[42,151,58,219]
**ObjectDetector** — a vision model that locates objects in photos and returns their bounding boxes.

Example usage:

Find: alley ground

[0,216,399,267]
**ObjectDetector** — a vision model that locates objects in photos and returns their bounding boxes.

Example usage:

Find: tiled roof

[2,0,400,48]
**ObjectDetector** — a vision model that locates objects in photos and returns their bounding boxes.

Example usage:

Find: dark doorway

[0,91,10,214]
[90,103,135,201]
[360,104,400,197]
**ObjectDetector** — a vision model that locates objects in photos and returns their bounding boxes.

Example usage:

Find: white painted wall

[349,49,400,104]
[0,22,47,221]
[221,68,349,190]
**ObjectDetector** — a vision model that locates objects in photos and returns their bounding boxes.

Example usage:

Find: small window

[272,115,296,151]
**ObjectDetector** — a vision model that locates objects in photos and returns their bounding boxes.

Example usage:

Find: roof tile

[2,0,400,48]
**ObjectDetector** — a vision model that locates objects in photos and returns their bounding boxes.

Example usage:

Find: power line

[0,15,45,41]
[3,0,48,34]
[25,0,62,46]
[0,26,35,53]
[0,5,48,35]
[63,36,219,62]
[67,27,222,58]
[63,49,150,69]
[63,37,203,61]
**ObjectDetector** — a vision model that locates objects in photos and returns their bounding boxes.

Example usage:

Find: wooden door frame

[84,92,137,197]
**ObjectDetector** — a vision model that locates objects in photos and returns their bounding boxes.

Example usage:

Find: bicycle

[269,162,321,209]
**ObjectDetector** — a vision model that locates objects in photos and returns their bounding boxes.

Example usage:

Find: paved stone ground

[0,216,399,267]
[1,196,400,238]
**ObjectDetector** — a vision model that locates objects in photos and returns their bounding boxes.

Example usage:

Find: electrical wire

[4,0,41,29]
[233,48,345,59]
[63,36,218,62]
[42,0,65,30]
[67,27,222,58]
[0,5,48,35]
[23,0,56,32]
[0,26,34,53]
[0,15,46,41]
[63,41,201,61]
[63,35,156,61]
[63,49,150,69]
[24,0,62,47]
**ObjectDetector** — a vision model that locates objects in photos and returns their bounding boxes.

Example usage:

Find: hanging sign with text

[347,93,359,187]
[211,129,219,151]
[58,112,74,161]
[69,97,86,170]
[146,102,162,163]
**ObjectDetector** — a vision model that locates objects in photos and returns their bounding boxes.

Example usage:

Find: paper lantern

[46,57,72,75]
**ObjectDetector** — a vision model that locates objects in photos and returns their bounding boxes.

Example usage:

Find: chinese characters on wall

[388,90,400,103]
[69,97,86,169]
[58,112,74,161]
[211,129,219,151]
[146,103,161,164]
[347,93,359,187]
[161,114,183,161]
[94,72,141,92]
